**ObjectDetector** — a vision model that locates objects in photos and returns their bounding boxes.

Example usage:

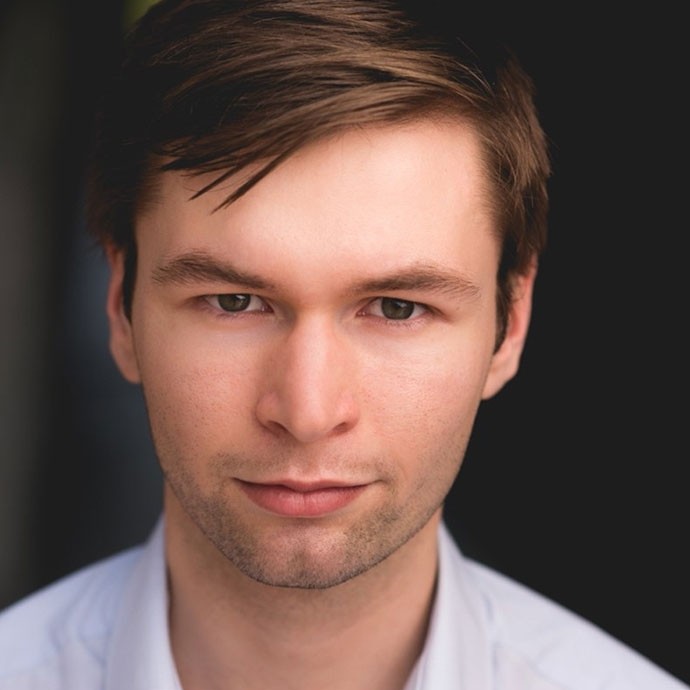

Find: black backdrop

[1,1,687,684]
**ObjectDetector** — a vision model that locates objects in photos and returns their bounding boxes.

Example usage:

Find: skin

[106,119,535,690]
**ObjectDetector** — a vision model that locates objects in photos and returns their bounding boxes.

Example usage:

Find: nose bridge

[257,314,358,442]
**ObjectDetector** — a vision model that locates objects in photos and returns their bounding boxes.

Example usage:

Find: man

[0,1,686,689]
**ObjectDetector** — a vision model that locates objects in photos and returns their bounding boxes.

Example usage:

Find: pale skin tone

[106,119,536,690]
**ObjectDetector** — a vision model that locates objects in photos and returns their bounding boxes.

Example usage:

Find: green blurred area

[124,0,158,27]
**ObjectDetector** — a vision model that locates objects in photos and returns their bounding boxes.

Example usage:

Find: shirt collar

[406,522,494,690]
[105,517,182,690]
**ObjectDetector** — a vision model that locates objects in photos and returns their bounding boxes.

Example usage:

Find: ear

[481,263,537,400]
[105,245,141,383]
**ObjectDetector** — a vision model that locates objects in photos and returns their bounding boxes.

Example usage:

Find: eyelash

[364,297,429,322]
[203,294,270,314]
[199,294,431,325]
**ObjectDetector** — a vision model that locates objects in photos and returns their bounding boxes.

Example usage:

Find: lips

[236,479,366,518]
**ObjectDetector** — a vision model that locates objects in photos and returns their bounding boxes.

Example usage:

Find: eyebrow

[352,265,481,300]
[152,251,276,290]
[152,251,480,299]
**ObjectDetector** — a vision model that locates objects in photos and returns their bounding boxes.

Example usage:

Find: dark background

[1,1,686,685]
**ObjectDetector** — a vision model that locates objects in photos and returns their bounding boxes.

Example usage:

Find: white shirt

[0,517,686,690]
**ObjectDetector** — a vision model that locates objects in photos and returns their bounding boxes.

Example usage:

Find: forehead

[137,119,498,279]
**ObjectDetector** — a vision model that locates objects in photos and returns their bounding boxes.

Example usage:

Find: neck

[165,496,440,690]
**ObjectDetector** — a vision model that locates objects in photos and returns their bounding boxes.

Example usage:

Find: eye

[204,293,267,313]
[368,297,427,320]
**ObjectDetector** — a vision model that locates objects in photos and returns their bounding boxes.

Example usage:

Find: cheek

[363,341,491,467]
[136,333,260,458]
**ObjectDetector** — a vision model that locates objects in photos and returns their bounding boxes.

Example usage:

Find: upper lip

[237,478,366,493]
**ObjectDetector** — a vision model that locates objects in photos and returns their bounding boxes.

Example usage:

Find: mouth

[236,479,367,518]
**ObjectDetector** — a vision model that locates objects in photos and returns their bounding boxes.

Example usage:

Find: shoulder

[0,545,143,689]
[448,535,687,689]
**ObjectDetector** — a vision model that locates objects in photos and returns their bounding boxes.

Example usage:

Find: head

[87,0,550,589]
[86,0,549,347]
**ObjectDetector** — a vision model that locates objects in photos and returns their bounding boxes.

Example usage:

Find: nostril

[332,420,353,436]
[257,405,357,444]
[260,418,290,436]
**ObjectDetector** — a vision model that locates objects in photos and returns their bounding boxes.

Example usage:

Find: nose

[255,316,360,443]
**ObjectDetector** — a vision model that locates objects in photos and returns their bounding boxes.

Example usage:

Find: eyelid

[363,297,430,320]
[197,293,431,322]
[203,293,269,314]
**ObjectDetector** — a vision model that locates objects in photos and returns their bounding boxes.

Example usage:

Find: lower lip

[237,481,366,518]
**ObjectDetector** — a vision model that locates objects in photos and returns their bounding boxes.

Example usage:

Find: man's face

[108,119,533,589]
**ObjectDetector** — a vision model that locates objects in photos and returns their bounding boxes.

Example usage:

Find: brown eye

[380,298,416,320]
[217,294,252,312]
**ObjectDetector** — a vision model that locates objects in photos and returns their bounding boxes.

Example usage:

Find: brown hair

[84,0,550,344]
